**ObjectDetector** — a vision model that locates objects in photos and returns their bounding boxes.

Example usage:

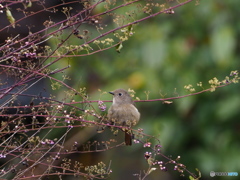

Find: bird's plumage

[108,89,140,145]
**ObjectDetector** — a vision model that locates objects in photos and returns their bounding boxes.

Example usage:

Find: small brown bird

[108,89,140,145]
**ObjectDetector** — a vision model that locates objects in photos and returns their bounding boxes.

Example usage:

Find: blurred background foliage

[47,0,240,179]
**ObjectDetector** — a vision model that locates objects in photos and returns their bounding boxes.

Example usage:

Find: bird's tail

[125,131,132,146]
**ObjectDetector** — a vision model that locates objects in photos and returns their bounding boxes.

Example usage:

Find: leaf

[27,1,32,8]
[6,7,15,28]
[115,43,123,53]
[23,1,32,9]
[128,24,133,32]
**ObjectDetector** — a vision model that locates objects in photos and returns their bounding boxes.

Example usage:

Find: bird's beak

[109,91,114,95]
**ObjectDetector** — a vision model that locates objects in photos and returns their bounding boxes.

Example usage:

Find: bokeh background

[62,1,239,179]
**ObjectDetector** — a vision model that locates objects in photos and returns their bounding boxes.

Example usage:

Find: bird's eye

[118,93,122,96]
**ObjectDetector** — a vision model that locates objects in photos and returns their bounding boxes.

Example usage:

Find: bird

[108,89,140,145]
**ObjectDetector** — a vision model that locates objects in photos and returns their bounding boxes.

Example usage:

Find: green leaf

[115,43,123,53]
[6,7,15,28]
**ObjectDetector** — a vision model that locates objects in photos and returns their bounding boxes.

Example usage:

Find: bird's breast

[108,104,140,126]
